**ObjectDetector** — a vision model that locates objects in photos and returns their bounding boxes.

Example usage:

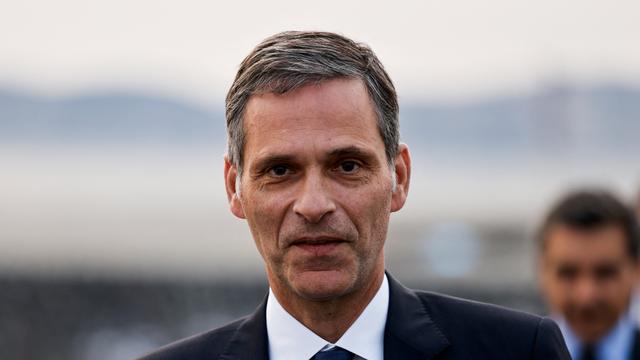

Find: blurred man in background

[538,190,640,360]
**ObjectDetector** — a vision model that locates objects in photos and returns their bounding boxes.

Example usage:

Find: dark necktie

[580,343,597,360]
[311,347,355,360]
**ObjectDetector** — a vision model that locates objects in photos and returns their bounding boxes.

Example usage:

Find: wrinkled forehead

[242,78,383,155]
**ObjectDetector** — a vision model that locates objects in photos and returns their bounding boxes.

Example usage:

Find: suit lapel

[384,274,450,360]
[219,296,270,360]
[217,274,450,360]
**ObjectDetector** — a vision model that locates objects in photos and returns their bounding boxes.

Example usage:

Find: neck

[270,269,385,343]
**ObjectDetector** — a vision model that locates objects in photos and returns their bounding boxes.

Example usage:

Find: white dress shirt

[266,274,389,360]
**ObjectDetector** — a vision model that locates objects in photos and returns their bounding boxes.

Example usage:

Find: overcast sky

[1,0,639,105]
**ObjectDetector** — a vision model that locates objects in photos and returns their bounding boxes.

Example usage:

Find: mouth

[290,237,347,256]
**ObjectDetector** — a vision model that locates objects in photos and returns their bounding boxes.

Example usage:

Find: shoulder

[416,289,544,330]
[414,290,568,358]
[136,316,246,360]
[385,274,569,358]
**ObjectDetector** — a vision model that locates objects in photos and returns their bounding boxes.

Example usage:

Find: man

[538,190,640,359]
[140,31,569,359]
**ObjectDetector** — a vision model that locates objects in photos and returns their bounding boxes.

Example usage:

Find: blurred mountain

[0,90,225,145]
[1,84,639,157]
[401,84,640,158]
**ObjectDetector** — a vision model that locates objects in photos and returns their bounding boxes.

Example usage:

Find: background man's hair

[537,189,640,260]
[225,31,399,174]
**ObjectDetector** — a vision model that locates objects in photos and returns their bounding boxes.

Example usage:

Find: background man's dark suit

[632,331,640,359]
[139,274,570,360]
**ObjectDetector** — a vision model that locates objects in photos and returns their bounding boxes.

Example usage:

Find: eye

[338,160,360,173]
[269,165,289,177]
[556,265,578,281]
[594,264,619,281]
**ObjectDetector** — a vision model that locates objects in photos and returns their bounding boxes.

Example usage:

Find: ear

[390,143,411,212]
[224,155,246,219]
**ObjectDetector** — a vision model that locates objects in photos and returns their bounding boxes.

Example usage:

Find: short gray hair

[226,31,399,174]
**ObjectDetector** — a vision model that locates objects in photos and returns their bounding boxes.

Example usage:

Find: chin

[578,330,607,344]
[290,269,356,301]
[571,323,611,343]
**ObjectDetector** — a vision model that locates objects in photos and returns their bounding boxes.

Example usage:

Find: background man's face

[539,223,638,343]
[225,78,408,303]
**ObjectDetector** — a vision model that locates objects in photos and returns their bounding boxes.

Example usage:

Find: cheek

[549,285,569,307]
[607,278,634,305]
[543,275,573,309]
[347,185,392,244]
[242,191,292,251]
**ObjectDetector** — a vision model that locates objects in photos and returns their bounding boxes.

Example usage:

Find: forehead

[544,223,630,264]
[242,78,384,160]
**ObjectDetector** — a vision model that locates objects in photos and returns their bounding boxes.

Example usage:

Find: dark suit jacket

[633,329,640,359]
[138,274,570,359]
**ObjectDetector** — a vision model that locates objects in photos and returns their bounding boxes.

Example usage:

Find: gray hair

[225,31,399,175]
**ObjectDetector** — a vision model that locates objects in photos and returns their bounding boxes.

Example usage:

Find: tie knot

[312,346,354,360]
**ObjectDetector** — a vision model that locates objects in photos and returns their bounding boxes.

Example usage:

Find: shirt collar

[556,312,636,360]
[266,274,389,360]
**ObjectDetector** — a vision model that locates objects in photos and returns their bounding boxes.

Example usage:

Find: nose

[292,171,336,223]
[574,276,599,305]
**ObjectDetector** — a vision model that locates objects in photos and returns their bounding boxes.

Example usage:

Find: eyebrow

[327,146,378,164]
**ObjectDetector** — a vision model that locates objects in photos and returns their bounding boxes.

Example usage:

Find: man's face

[539,223,638,343]
[224,78,409,303]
